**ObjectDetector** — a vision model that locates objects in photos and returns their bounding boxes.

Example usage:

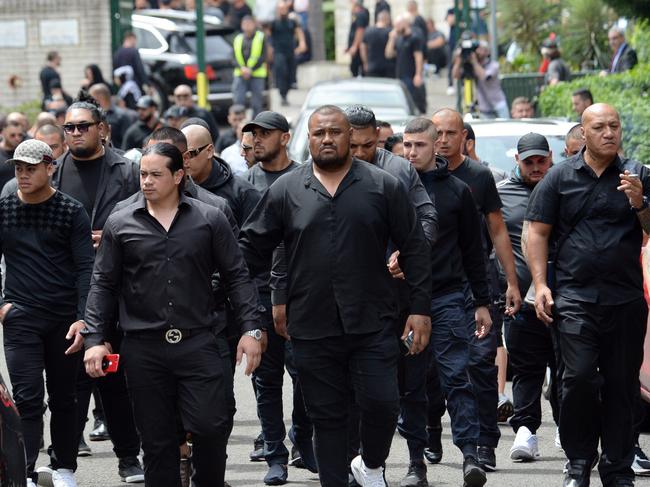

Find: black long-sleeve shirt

[0,191,94,321]
[240,159,432,340]
[419,159,489,305]
[84,193,260,348]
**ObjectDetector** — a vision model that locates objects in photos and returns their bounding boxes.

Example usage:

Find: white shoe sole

[510,446,538,461]
[350,456,364,486]
[122,474,145,483]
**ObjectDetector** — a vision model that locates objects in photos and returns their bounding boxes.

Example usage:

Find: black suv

[132,9,268,119]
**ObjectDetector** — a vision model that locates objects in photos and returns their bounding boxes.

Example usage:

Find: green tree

[602,0,650,20]
[499,0,560,54]
[561,0,616,69]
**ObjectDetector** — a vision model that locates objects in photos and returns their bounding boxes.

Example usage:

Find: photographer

[452,40,508,119]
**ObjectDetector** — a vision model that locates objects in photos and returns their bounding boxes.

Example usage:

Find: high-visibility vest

[233,31,267,78]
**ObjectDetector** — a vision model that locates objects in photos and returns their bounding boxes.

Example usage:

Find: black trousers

[121,329,234,487]
[292,327,400,487]
[3,306,80,475]
[273,50,296,99]
[505,307,560,434]
[76,332,141,459]
[555,296,647,486]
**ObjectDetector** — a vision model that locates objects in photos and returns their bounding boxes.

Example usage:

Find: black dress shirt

[240,160,432,340]
[84,193,260,348]
[526,150,650,305]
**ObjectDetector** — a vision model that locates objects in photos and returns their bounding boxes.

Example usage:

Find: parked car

[132,9,269,119]
[288,78,417,162]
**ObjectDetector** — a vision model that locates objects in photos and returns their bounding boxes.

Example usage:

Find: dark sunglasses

[187,143,211,159]
[62,122,97,134]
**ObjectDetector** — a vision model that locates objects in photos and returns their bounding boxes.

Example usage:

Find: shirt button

[167,257,171,262]
[168,301,173,307]
[167,280,172,284]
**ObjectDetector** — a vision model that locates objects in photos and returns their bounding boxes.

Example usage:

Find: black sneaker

[118,456,145,483]
[289,445,305,469]
[264,464,288,486]
[89,420,110,441]
[399,461,428,487]
[77,437,92,457]
[477,446,496,472]
[424,427,443,464]
[633,445,650,476]
[250,433,265,462]
[462,457,487,487]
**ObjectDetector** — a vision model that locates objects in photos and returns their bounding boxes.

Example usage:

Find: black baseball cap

[242,111,289,133]
[136,95,157,109]
[517,133,550,160]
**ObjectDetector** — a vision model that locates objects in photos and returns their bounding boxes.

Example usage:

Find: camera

[459,33,479,79]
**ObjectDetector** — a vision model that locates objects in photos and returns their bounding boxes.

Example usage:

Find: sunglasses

[62,122,97,134]
[187,143,211,159]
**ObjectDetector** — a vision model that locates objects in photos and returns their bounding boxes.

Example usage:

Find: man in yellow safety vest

[232,16,268,117]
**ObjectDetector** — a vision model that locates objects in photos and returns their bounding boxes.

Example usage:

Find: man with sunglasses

[122,96,163,151]
[53,98,144,484]
[173,85,220,144]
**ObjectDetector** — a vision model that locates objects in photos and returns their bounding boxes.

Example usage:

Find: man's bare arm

[526,220,554,324]
[487,210,521,313]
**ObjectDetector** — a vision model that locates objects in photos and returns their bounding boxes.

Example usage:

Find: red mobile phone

[101,354,120,374]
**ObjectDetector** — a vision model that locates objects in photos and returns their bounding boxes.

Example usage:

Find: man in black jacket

[396,118,489,487]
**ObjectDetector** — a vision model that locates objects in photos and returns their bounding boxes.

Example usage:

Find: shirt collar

[568,146,625,173]
[303,159,362,195]
[133,190,192,213]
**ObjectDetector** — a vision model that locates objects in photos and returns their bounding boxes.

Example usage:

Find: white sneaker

[446,86,456,96]
[36,466,53,487]
[632,445,650,476]
[52,469,77,487]
[350,455,387,487]
[509,426,539,461]
[27,479,37,487]
[554,427,563,450]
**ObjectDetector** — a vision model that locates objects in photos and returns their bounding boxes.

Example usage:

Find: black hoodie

[200,156,261,227]
[419,156,490,305]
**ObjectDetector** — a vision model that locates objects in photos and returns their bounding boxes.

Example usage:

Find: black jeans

[292,327,400,487]
[3,306,80,474]
[76,332,141,459]
[273,50,296,99]
[555,296,647,486]
[505,307,560,434]
[121,329,234,487]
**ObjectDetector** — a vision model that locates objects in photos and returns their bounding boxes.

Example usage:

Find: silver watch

[244,329,263,341]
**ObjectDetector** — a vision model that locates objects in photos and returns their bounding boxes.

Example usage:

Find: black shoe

[563,459,592,487]
[288,427,318,473]
[423,447,442,464]
[250,433,265,462]
[614,478,634,486]
[264,464,288,486]
[400,461,428,487]
[77,437,92,457]
[281,97,289,107]
[424,426,443,464]
[477,446,496,472]
[89,421,110,441]
[463,457,487,487]
[289,445,305,469]
[118,456,145,483]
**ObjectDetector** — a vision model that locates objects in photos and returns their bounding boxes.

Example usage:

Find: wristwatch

[244,329,263,341]
[634,196,649,212]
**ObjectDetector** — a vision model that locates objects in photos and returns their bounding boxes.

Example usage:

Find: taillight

[184,64,217,81]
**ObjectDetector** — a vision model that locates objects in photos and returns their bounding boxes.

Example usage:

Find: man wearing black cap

[0,139,94,487]
[122,96,162,150]
[496,133,558,463]
[242,111,315,485]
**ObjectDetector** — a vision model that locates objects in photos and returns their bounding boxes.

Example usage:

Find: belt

[124,327,217,344]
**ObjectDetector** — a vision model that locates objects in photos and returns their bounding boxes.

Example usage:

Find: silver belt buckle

[165,328,183,344]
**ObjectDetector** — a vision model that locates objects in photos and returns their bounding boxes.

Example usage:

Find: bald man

[526,104,650,487]
[173,84,220,143]
[89,83,133,149]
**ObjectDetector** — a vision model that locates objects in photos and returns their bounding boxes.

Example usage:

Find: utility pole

[195,0,209,109]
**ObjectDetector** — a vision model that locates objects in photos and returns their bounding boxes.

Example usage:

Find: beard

[254,145,281,164]
[70,144,101,159]
[140,113,153,124]
[312,145,350,171]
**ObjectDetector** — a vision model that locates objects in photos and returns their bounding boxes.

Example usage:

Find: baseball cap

[517,133,550,160]
[136,95,157,109]
[242,111,289,133]
[164,105,189,119]
[6,139,54,165]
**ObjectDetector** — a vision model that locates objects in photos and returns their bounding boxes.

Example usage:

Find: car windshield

[475,135,569,173]
[183,33,232,56]
[306,89,407,109]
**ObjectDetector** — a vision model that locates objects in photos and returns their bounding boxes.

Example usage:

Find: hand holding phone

[101,354,120,374]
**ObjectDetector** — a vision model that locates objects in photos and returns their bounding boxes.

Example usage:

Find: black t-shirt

[348,7,370,47]
[245,160,300,191]
[0,148,15,191]
[271,17,298,53]
[230,4,252,29]
[395,32,424,79]
[39,66,59,98]
[59,155,104,220]
[450,157,502,216]
[362,26,392,73]
[412,15,428,40]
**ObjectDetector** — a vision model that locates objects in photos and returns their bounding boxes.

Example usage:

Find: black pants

[273,50,296,100]
[505,307,559,434]
[350,53,363,77]
[121,329,234,487]
[76,332,141,459]
[292,327,400,487]
[555,296,647,486]
[3,306,80,475]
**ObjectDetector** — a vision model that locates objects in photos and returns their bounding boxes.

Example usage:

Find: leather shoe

[89,421,110,441]
[264,464,288,486]
[462,457,487,487]
[563,459,592,487]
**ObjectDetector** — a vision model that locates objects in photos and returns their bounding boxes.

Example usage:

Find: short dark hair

[67,90,105,123]
[566,123,583,142]
[463,122,475,141]
[35,123,65,141]
[46,51,59,62]
[404,117,438,141]
[344,105,377,129]
[123,30,136,40]
[180,117,210,132]
[376,120,392,129]
[229,104,246,115]
[150,127,188,153]
[142,142,185,175]
[384,133,403,153]
[572,88,593,104]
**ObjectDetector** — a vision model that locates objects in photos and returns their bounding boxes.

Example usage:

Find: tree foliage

[499,0,560,54]
[602,0,650,20]
[560,0,616,69]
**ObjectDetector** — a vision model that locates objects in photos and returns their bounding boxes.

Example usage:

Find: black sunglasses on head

[62,122,97,134]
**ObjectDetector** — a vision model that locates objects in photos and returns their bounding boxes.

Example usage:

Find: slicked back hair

[566,123,583,142]
[344,105,377,129]
[150,127,188,153]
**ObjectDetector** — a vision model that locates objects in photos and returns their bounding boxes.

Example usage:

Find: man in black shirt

[526,104,650,487]
[39,51,62,105]
[172,84,220,144]
[1,139,94,487]
[385,14,427,114]
[241,111,314,485]
[240,105,432,487]
[113,31,149,90]
[497,133,559,463]
[400,118,489,487]
[431,108,522,472]
[84,143,262,487]
[360,10,394,78]
[346,0,369,77]
[122,96,162,150]
[374,0,390,22]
